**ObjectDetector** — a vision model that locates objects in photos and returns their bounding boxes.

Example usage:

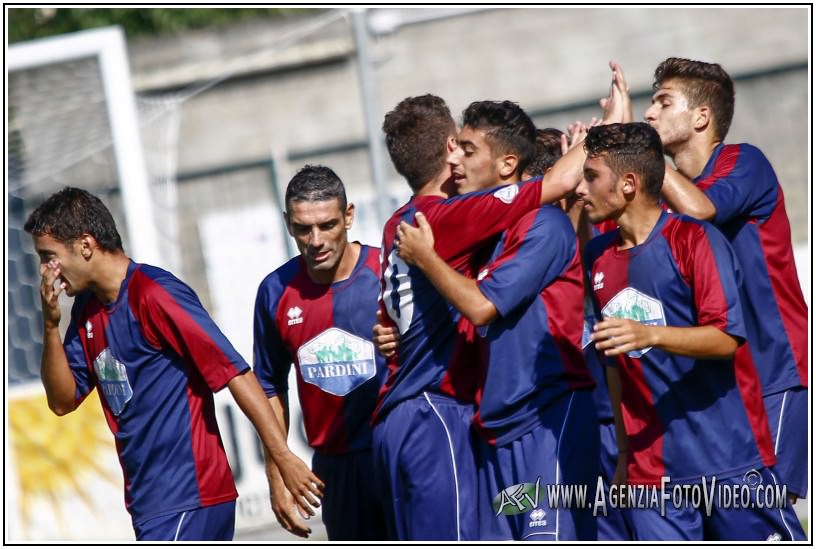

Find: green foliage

[7,7,313,44]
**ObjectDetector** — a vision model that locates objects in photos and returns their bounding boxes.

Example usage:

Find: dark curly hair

[584,123,665,199]
[24,186,123,251]
[462,100,536,176]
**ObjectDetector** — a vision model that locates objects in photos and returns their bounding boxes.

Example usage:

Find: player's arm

[396,213,497,326]
[262,394,313,538]
[592,319,738,359]
[227,371,324,513]
[539,62,630,205]
[38,260,78,415]
[660,165,717,220]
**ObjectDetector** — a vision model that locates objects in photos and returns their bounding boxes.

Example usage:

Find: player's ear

[498,154,519,178]
[621,173,637,195]
[78,234,95,260]
[446,135,458,154]
[694,105,711,131]
[345,202,355,230]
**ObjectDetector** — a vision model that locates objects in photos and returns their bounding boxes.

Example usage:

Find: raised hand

[40,260,64,328]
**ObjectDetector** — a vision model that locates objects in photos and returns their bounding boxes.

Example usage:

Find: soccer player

[374,93,596,540]
[578,122,804,540]
[392,100,599,540]
[253,165,388,540]
[25,187,322,541]
[640,57,808,503]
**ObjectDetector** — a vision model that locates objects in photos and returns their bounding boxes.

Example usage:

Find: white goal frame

[8,25,160,265]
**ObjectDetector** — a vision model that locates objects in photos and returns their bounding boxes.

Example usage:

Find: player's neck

[308,241,361,285]
[616,203,663,250]
[669,135,721,180]
[90,252,131,304]
[415,170,454,198]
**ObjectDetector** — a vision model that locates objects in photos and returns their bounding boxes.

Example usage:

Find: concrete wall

[124,6,809,304]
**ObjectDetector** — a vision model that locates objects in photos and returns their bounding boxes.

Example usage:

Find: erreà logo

[287,306,303,326]
[493,477,541,516]
[593,271,605,291]
[493,184,520,204]
[85,320,94,339]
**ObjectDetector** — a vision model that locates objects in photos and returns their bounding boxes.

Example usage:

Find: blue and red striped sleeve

[666,217,746,340]
[696,144,778,226]
[63,297,94,403]
[478,207,575,318]
[425,179,543,263]
[129,269,249,392]
[252,261,299,398]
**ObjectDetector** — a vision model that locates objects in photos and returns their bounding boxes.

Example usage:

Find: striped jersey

[584,212,775,484]
[695,143,807,394]
[374,180,544,423]
[253,244,386,454]
[64,261,244,522]
[473,205,596,445]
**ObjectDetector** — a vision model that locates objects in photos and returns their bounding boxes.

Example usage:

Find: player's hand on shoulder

[395,212,436,266]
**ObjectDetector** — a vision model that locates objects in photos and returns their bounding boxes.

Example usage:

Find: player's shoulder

[258,255,303,296]
[129,263,187,296]
[719,142,769,165]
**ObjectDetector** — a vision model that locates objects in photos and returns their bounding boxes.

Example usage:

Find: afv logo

[493,476,541,516]
[593,271,605,291]
[601,287,666,358]
[287,306,303,326]
[493,184,519,204]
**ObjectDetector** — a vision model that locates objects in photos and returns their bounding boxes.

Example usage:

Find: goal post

[9,25,160,266]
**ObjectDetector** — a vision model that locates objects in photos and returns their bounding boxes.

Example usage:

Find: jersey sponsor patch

[93,348,134,415]
[493,184,520,204]
[297,327,377,396]
[601,287,666,358]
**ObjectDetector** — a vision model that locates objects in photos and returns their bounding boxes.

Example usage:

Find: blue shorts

[764,387,808,498]
[371,392,478,541]
[627,468,805,541]
[476,390,599,541]
[132,500,235,541]
[312,450,388,540]
[596,420,635,541]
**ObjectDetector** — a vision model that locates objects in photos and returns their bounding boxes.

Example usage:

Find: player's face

[644,79,695,154]
[448,126,503,194]
[33,234,91,297]
[575,155,625,224]
[286,198,352,276]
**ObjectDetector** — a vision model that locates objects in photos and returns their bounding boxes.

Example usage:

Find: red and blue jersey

[374,180,544,423]
[472,206,596,445]
[584,212,776,485]
[63,261,245,522]
[695,143,807,394]
[253,244,386,454]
